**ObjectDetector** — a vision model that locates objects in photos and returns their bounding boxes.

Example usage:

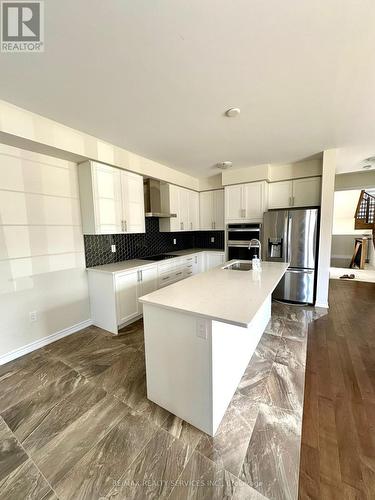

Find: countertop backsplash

[84,218,224,267]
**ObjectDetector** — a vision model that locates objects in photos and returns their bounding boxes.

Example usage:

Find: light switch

[111,245,116,253]
[173,239,177,245]
[196,319,208,340]
[210,237,215,243]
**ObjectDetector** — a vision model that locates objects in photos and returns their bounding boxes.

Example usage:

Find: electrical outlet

[29,311,37,323]
[196,319,208,340]
[173,239,177,245]
[210,237,215,243]
[111,244,116,253]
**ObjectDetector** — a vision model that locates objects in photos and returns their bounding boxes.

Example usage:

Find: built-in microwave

[226,223,262,261]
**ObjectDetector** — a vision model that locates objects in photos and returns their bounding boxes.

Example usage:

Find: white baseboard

[0,319,92,366]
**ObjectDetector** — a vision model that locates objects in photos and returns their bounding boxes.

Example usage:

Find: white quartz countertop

[86,248,224,274]
[139,261,289,327]
[86,259,157,274]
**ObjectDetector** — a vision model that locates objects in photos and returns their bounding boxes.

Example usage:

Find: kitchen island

[139,260,288,436]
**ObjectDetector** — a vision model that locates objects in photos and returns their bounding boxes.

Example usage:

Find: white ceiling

[1,0,375,176]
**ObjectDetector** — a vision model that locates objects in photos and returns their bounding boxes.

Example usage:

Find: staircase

[354,190,375,262]
[355,190,375,233]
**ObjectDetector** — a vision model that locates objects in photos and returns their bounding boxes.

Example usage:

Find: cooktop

[141,254,178,261]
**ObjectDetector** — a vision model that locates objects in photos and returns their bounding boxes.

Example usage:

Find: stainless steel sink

[223,261,252,271]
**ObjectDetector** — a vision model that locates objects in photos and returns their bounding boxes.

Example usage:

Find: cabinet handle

[137,270,140,282]
[176,272,183,276]
[180,222,183,230]
[292,196,295,206]
[190,222,193,230]
[125,220,128,232]
[140,270,143,282]
[213,221,216,229]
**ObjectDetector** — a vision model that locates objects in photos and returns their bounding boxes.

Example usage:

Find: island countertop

[139,261,289,327]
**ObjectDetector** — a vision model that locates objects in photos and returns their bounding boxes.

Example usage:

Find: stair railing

[354,190,375,229]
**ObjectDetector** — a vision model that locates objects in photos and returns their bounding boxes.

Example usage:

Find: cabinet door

[192,253,204,274]
[139,266,158,296]
[92,163,123,234]
[269,181,293,209]
[116,271,140,325]
[188,191,200,231]
[179,188,190,231]
[213,190,224,229]
[225,185,244,221]
[138,266,158,311]
[292,177,321,207]
[169,185,181,232]
[199,191,214,230]
[243,182,266,220]
[121,172,146,233]
[206,252,225,270]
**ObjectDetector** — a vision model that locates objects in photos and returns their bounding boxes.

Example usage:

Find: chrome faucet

[248,239,262,260]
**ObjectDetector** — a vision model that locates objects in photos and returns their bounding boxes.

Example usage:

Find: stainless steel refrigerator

[263,208,319,304]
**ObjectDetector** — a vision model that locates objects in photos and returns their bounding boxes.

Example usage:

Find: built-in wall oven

[226,223,262,261]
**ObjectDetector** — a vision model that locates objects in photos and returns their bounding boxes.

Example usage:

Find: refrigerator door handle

[287,214,292,263]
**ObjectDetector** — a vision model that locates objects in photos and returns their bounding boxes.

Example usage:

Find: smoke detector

[225,108,241,117]
[216,161,233,170]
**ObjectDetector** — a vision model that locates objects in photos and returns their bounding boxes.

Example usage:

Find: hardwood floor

[299,280,375,499]
[0,302,317,499]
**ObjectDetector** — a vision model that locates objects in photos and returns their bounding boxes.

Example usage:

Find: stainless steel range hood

[143,178,176,218]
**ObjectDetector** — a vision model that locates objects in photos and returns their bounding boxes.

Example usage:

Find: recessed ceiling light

[225,108,241,117]
[216,161,233,170]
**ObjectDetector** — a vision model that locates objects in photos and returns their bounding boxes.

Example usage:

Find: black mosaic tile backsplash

[84,218,224,267]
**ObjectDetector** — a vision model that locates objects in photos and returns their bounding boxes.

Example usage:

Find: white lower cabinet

[192,253,204,274]
[205,252,225,270]
[88,251,224,334]
[116,266,158,322]
[116,271,140,325]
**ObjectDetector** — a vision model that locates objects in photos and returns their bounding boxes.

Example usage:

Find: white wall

[221,157,322,185]
[0,144,90,359]
[335,171,375,191]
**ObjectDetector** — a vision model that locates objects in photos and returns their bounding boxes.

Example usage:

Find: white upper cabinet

[189,190,200,231]
[269,177,321,209]
[292,177,321,207]
[225,181,268,223]
[179,187,190,231]
[268,180,293,209]
[160,183,200,232]
[121,171,146,233]
[78,161,145,234]
[213,190,225,230]
[224,184,243,221]
[199,190,224,230]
